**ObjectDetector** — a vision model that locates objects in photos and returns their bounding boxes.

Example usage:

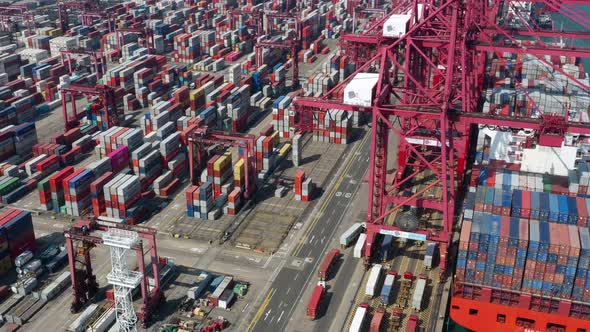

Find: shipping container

[365,264,382,297]
[349,303,369,332]
[306,285,324,320]
[412,275,427,311]
[340,223,363,248]
[380,272,396,305]
[318,248,340,281]
[369,307,385,332]
[353,233,366,258]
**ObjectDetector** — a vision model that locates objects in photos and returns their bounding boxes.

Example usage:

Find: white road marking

[335,191,342,197]
[264,309,272,320]
[52,223,62,228]
[309,235,315,244]
[277,310,285,322]
[242,303,249,312]
[286,287,291,295]
[294,273,299,280]
[345,193,352,199]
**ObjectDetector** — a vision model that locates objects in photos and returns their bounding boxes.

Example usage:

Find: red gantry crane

[60,84,119,131]
[183,126,257,199]
[60,47,107,79]
[0,5,35,35]
[64,219,164,327]
[255,11,302,88]
[293,0,590,279]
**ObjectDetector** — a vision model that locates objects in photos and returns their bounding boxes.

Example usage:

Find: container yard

[0,0,587,331]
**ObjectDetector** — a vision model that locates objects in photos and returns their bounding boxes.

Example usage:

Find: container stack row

[0,209,36,276]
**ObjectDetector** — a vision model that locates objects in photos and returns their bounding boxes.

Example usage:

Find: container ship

[449,23,590,332]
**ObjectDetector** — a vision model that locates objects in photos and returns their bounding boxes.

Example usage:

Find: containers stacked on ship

[0,209,35,276]
[453,134,590,330]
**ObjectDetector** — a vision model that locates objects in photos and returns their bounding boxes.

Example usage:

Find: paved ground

[243,129,371,332]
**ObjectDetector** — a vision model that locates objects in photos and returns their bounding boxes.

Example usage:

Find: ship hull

[450,296,590,332]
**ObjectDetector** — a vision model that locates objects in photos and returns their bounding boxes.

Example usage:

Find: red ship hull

[450,296,590,332]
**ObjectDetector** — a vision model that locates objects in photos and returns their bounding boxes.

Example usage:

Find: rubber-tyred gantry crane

[293,0,590,280]
[60,84,119,131]
[0,5,34,35]
[183,126,257,199]
[59,47,107,79]
[64,219,164,327]
[58,0,98,32]
[255,11,302,88]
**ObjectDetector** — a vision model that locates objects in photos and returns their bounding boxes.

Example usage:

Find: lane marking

[292,133,369,257]
[277,310,285,322]
[245,288,276,332]
[264,309,272,321]
[286,287,291,295]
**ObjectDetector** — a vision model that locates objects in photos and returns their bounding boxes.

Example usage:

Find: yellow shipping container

[278,143,292,157]
[269,131,279,146]
[0,254,12,276]
[234,159,245,179]
[190,87,205,101]
[214,155,231,172]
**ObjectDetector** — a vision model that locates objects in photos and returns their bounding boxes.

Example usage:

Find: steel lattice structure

[103,229,143,332]
[294,0,590,276]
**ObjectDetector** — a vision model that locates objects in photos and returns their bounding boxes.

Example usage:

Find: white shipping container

[412,278,427,311]
[339,222,364,248]
[349,304,368,332]
[353,233,366,258]
[365,264,382,297]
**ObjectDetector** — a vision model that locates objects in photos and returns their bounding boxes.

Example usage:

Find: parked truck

[398,272,413,308]
[424,242,437,270]
[306,285,324,320]
[349,303,369,332]
[339,223,364,248]
[379,271,397,305]
[412,274,427,311]
[406,315,419,332]
[318,248,340,281]
[365,264,382,297]
[369,307,385,332]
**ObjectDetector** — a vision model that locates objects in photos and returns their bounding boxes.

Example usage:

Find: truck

[339,222,364,248]
[380,235,393,262]
[391,309,403,330]
[369,307,385,332]
[306,285,324,320]
[412,275,427,311]
[353,233,366,258]
[318,248,340,281]
[365,264,382,297]
[406,314,419,332]
[349,303,369,332]
[379,272,396,305]
[398,272,413,308]
[424,242,437,270]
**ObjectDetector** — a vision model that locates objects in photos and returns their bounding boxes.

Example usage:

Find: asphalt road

[248,131,372,332]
